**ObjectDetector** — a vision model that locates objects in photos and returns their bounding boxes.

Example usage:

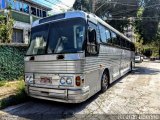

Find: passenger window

[86,21,99,56]
[121,38,126,48]
[88,22,100,43]
[99,24,107,43]
[132,43,135,51]
[116,35,121,46]
[105,29,112,43]
[124,40,127,48]
[126,41,129,49]
[98,24,111,44]
[127,41,130,49]
[111,32,118,46]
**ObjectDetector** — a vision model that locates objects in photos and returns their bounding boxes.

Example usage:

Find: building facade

[0,0,51,44]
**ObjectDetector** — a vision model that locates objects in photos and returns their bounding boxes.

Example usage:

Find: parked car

[150,57,160,61]
[150,57,156,61]
[141,56,144,61]
[143,56,150,61]
[135,55,143,63]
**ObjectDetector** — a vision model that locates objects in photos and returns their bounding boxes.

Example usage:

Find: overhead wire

[36,0,65,11]
[143,4,160,9]
[95,1,139,13]
[41,0,159,21]
[56,0,72,8]
[44,0,71,9]
[94,1,160,21]
[111,9,138,16]
[106,16,160,21]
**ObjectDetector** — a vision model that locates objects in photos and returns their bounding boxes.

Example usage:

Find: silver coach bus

[24,11,135,103]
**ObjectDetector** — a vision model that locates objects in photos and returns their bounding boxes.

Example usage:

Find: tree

[0,7,14,43]
[0,15,7,43]
[135,32,144,53]
[73,0,90,12]
[94,0,140,33]
[72,0,140,32]
[134,0,160,57]
[135,0,160,44]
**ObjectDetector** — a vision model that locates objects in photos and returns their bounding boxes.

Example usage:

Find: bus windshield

[26,18,86,55]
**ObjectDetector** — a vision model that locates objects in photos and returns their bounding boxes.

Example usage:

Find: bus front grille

[25,60,84,74]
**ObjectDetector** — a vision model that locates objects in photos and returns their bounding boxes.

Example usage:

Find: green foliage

[0,9,14,43]
[135,0,160,44]
[0,45,27,81]
[107,19,130,33]
[0,15,7,42]
[0,80,28,109]
[0,81,6,87]
[135,32,144,53]
[143,41,159,57]
[94,0,140,32]
[73,0,90,12]
[72,0,140,32]
[134,1,160,57]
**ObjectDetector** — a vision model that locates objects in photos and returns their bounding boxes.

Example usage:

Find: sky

[32,0,75,14]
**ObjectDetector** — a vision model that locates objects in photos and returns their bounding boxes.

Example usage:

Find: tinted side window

[89,22,100,43]
[131,43,135,51]
[116,35,121,46]
[99,24,107,43]
[125,41,128,49]
[111,31,118,46]
[133,44,135,51]
[126,41,131,49]
[121,38,126,48]
[105,29,112,43]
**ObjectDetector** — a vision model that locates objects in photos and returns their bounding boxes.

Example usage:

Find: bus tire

[101,70,109,93]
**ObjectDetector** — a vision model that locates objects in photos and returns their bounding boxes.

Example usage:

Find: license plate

[40,77,52,84]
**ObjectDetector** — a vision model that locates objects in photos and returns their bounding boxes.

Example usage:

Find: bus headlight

[29,76,34,83]
[60,77,66,85]
[59,77,73,86]
[66,77,72,85]
[25,73,34,84]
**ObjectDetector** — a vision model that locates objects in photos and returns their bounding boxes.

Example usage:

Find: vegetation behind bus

[73,0,160,58]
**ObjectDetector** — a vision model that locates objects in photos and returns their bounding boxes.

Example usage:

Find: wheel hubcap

[103,74,108,86]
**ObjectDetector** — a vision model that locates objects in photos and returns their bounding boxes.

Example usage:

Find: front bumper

[25,85,90,103]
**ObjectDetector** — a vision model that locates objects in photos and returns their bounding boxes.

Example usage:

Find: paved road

[0,61,160,120]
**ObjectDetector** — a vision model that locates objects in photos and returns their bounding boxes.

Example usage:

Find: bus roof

[32,10,132,42]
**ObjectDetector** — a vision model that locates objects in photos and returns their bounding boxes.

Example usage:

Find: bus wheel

[101,71,109,93]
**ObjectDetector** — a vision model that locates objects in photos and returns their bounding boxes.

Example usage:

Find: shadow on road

[133,66,160,75]
[1,64,160,119]
[1,75,130,119]
[2,90,102,119]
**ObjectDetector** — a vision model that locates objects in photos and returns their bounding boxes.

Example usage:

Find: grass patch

[0,79,28,109]
[0,81,7,87]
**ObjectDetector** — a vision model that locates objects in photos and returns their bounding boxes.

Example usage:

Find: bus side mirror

[88,29,96,43]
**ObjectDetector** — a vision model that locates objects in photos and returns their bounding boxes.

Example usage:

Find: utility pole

[159,23,160,59]
[92,0,97,13]
[89,0,97,13]
[77,0,82,10]
[158,36,160,60]
[89,0,92,12]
